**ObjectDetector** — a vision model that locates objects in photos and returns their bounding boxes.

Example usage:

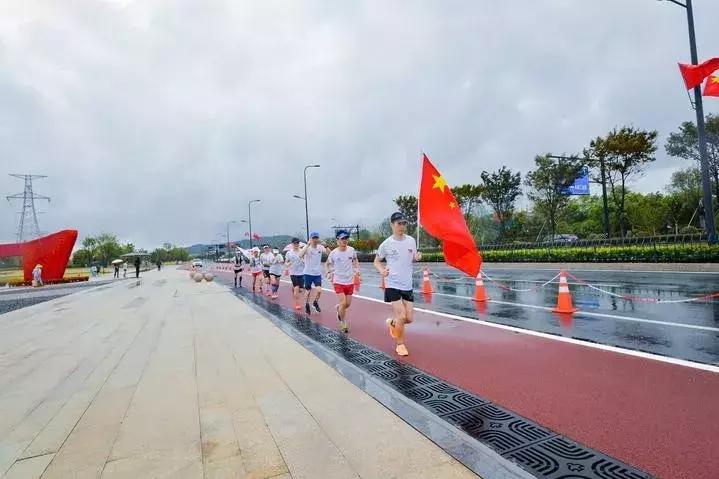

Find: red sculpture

[0,230,78,282]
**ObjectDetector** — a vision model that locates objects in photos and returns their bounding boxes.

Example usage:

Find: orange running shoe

[395,344,409,356]
[385,318,400,339]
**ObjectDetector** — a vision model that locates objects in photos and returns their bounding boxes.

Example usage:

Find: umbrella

[283,242,306,251]
[111,259,124,265]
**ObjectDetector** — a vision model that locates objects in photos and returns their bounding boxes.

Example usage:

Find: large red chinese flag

[678,58,719,89]
[419,154,482,277]
[704,76,719,97]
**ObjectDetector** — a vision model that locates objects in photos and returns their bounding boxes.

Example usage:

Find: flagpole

[417,152,422,251]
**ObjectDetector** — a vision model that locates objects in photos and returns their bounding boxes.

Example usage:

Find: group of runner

[229,211,419,356]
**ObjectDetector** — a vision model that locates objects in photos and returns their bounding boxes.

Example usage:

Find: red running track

[215,268,719,479]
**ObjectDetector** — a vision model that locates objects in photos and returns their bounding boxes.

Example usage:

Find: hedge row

[357,243,719,263]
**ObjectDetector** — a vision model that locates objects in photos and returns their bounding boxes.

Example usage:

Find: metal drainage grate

[229,284,654,479]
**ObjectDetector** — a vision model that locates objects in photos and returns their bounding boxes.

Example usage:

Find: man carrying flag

[374,212,421,357]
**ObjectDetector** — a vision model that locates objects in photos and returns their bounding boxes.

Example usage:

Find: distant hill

[185,235,296,256]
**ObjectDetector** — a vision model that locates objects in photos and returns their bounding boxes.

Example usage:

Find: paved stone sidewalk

[0,268,478,479]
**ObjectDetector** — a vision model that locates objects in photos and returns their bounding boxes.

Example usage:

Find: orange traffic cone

[473,272,488,302]
[553,271,577,314]
[422,267,434,294]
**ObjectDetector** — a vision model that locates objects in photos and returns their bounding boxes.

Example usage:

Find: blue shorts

[303,274,322,289]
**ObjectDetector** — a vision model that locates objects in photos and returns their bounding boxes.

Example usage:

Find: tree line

[72,234,189,267]
[378,116,719,245]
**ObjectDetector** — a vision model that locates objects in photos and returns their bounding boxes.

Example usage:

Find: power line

[6,174,50,242]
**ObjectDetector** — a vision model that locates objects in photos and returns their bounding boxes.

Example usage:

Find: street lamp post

[661,0,716,243]
[248,200,260,248]
[302,165,320,241]
[226,220,236,253]
[240,219,248,248]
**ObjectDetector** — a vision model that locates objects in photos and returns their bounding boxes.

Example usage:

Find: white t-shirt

[260,252,273,270]
[249,256,263,273]
[285,249,305,276]
[327,246,357,285]
[302,244,326,276]
[376,235,417,291]
[269,253,284,275]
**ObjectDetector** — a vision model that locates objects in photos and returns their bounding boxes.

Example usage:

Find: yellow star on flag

[712,76,719,84]
[448,202,457,209]
[432,174,448,193]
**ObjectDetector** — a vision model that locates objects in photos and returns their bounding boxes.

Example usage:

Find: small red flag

[678,58,719,90]
[419,154,481,277]
[704,76,719,97]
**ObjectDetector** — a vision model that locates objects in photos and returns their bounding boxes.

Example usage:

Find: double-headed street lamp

[660,0,716,243]
[297,165,320,241]
[248,200,261,248]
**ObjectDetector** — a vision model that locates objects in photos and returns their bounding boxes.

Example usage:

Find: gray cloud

[1,0,717,248]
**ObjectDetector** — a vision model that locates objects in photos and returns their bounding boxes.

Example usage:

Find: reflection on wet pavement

[357,263,719,365]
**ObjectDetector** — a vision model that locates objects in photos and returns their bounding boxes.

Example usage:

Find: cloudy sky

[1,0,718,249]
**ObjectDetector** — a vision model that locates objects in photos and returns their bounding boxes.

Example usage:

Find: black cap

[335,229,350,239]
[291,237,300,244]
[390,212,408,223]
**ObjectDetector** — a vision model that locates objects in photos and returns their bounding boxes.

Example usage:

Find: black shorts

[270,273,281,280]
[384,288,414,303]
[290,275,305,288]
[233,268,242,274]
[262,269,271,278]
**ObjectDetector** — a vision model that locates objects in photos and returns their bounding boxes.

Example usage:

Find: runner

[285,238,305,310]
[373,212,421,357]
[325,230,358,333]
[300,231,327,315]
[249,248,263,293]
[268,248,284,299]
[232,251,245,288]
[260,244,274,296]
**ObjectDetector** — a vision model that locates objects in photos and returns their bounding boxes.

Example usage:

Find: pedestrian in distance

[122,262,127,278]
[113,263,120,278]
[326,230,358,333]
[134,256,141,278]
[373,212,421,357]
[156,260,162,271]
[300,231,327,315]
[269,248,284,299]
[32,264,43,287]
[285,238,305,310]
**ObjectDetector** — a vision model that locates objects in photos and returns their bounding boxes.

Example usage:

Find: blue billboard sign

[565,167,590,195]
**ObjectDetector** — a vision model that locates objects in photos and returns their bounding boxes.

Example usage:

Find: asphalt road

[355,263,719,366]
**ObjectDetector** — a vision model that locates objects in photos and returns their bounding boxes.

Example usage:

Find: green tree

[94,233,125,268]
[71,249,92,267]
[479,167,522,241]
[525,154,583,238]
[452,184,483,221]
[625,192,669,236]
[665,167,703,232]
[557,196,606,239]
[589,127,658,236]
[665,114,719,206]
[393,195,418,235]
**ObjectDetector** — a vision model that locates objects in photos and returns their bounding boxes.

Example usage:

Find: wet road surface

[356,263,719,366]
[209,265,719,479]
